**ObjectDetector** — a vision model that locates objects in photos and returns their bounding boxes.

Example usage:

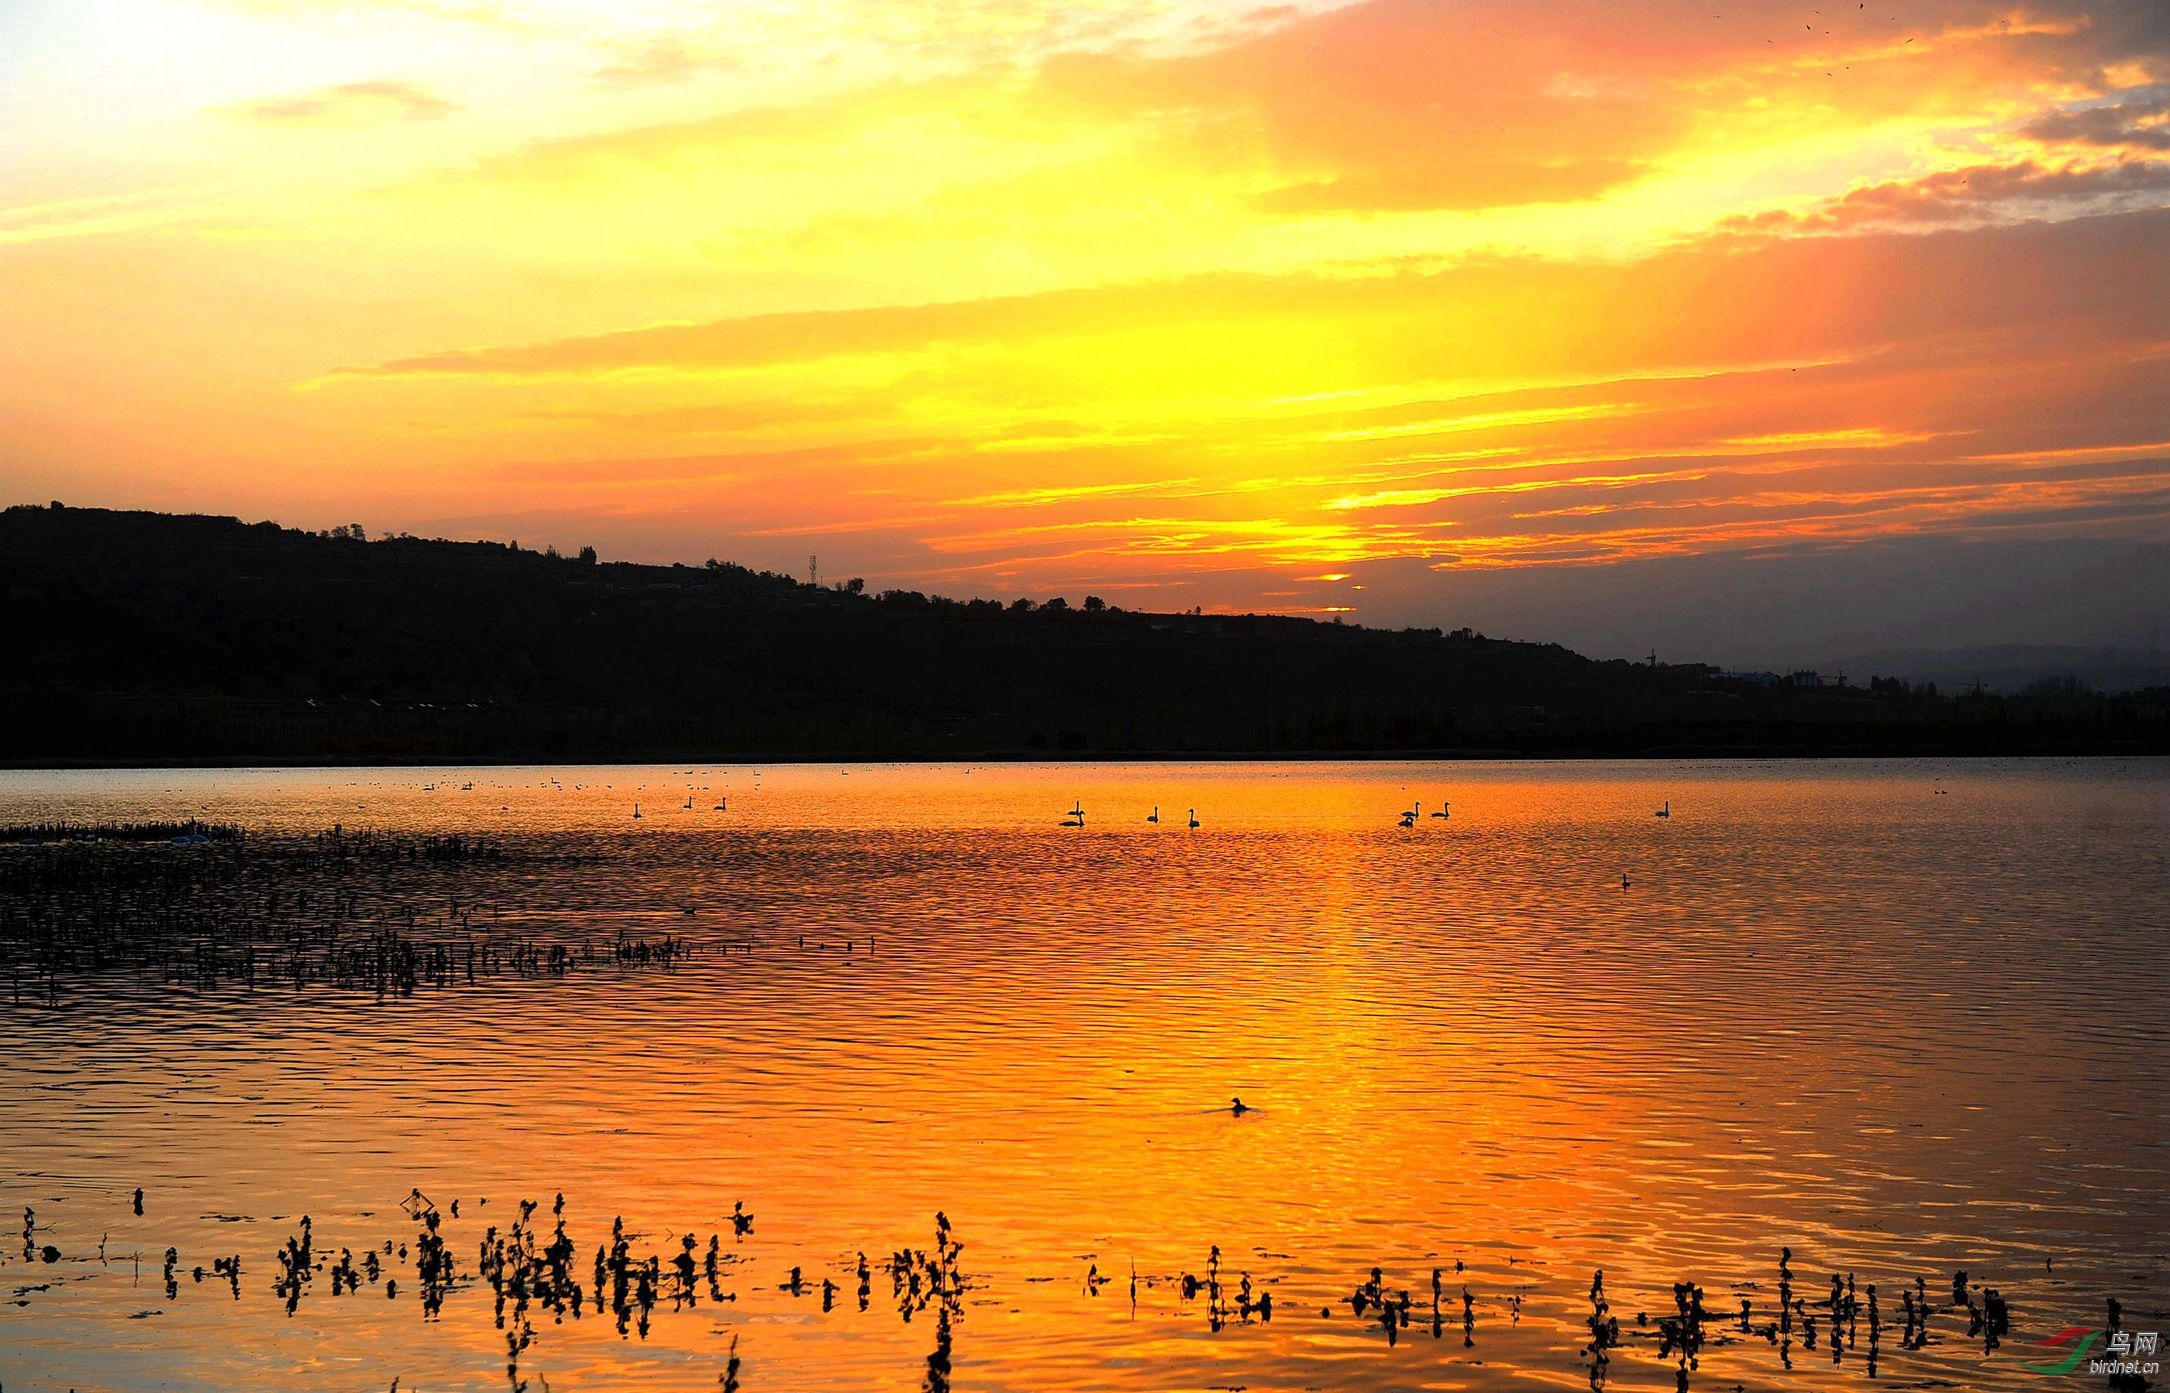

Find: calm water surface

[1,759,2164,1392]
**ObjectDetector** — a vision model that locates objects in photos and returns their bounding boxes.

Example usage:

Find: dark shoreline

[7,741,2165,772]
[9,505,2165,770]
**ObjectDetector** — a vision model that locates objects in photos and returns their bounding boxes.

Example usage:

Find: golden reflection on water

[0,760,2164,1392]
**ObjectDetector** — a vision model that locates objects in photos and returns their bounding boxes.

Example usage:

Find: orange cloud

[334,205,2169,386]
[1722,159,2170,233]
[2023,84,2170,152]
[216,79,464,126]
[1255,160,1648,214]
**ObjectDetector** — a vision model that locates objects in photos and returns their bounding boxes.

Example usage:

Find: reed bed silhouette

[8,1182,2153,1393]
[0,825,693,1001]
[2,819,241,844]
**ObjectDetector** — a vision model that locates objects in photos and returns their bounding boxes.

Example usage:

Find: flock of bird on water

[546,765,1674,836]
[1041,793,1673,893]
[619,796,1674,832]
[0,774,1677,1011]
[1050,796,1672,832]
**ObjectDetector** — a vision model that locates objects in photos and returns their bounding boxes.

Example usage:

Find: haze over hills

[1813,645,2170,697]
[2,504,2162,765]
[1327,533,2168,674]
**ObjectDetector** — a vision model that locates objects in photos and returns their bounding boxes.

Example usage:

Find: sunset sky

[3,0,2164,664]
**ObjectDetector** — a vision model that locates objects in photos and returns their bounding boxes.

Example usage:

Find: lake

[1,759,2164,1391]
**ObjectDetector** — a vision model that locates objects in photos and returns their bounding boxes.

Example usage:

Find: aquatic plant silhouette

[1,828,695,1001]
[16,1178,2143,1393]
[1584,1268,1619,1389]
[2,820,241,844]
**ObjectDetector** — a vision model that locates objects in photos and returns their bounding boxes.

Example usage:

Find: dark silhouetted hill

[3,504,2162,763]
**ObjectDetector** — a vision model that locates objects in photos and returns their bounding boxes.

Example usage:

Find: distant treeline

[2,503,2163,763]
